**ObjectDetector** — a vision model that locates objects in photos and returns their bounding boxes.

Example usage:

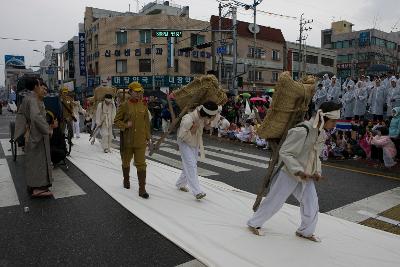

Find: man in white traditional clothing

[96,94,116,153]
[312,83,327,111]
[72,97,86,138]
[217,115,231,137]
[353,81,369,121]
[342,84,356,120]
[247,101,341,242]
[387,77,400,119]
[326,75,341,104]
[368,78,386,122]
[176,101,218,200]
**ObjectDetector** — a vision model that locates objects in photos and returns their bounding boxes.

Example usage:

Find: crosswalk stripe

[51,168,86,199]
[0,158,20,207]
[0,139,25,156]
[161,137,268,162]
[326,187,400,223]
[159,146,250,172]
[148,154,218,177]
[175,260,206,267]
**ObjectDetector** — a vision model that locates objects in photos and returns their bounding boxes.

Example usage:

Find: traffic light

[196,42,213,49]
[237,76,243,87]
[179,47,194,53]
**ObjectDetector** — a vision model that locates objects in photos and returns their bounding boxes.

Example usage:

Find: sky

[1,0,399,86]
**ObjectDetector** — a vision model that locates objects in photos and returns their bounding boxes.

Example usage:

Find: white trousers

[162,119,170,133]
[247,170,319,237]
[73,120,80,137]
[100,126,113,150]
[176,140,203,196]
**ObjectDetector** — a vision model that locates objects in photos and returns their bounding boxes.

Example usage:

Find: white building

[285,41,337,80]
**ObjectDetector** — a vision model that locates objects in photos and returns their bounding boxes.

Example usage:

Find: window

[337,55,348,63]
[306,55,318,64]
[95,62,99,75]
[226,43,233,55]
[323,32,331,45]
[292,52,299,61]
[139,59,151,72]
[88,38,92,50]
[336,41,343,49]
[272,72,279,82]
[321,57,334,67]
[174,59,179,72]
[248,47,263,58]
[94,35,98,49]
[190,34,205,46]
[116,31,127,45]
[190,61,205,74]
[248,70,263,81]
[357,53,367,61]
[116,60,127,73]
[272,50,280,61]
[139,30,151,44]
[343,40,349,48]
[387,41,396,50]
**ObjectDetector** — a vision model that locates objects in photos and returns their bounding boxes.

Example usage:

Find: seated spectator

[370,127,397,168]
[161,105,172,134]
[217,116,230,137]
[389,107,400,159]
[235,119,255,143]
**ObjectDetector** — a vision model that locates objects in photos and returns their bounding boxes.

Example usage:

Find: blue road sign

[217,46,226,54]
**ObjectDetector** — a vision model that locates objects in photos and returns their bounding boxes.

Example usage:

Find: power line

[0,36,66,44]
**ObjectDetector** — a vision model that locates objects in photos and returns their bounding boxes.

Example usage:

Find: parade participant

[312,83,327,111]
[326,75,341,104]
[342,84,356,120]
[353,81,368,121]
[247,101,341,241]
[368,79,386,122]
[60,87,76,138]
[15,78,55,197]
[161,104,172,134]
[72,97,86,138]
[114,82,151,198]
[175,101,219,200]
[387,77,400,119]
[95,94,116,153]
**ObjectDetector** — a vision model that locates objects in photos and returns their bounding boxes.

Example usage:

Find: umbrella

[250,97,266,102]
[265,88,275,93]
[240,92,251,98]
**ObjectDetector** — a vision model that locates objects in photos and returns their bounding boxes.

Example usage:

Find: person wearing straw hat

[247,101,342,242]
[176,101,219,200]
[114,81,151,199]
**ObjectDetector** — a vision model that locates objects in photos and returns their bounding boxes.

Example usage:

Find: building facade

[210,16,285,92]
[322,20,400,80]
[84,2,212,91]
[285,41,337,80]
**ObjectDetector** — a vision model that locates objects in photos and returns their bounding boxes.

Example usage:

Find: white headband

[312,109,341,131]
[200,105,218,116]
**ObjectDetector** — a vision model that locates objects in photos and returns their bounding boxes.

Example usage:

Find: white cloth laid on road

[68,134,400,267]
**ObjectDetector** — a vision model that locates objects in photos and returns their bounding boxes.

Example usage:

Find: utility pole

[218,2,223,84]
[232,6,238,95]
[151,30,155,91]
[297,13,312,78]
[252,1,257,90]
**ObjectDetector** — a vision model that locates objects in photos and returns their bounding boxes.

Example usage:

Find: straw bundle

[94,86,117,102]
[257,72,316,139]
[173,75,227,110]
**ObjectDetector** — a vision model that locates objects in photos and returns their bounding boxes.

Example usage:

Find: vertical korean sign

[79,33,86,76]
[68,41,75,79]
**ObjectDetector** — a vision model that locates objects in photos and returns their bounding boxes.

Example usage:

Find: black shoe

[139,192,149,199]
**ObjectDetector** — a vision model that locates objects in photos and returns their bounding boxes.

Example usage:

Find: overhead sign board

[155,30,183,38]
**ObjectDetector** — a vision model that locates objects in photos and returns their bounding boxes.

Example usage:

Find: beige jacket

[279,119,326,182]
[178,109,204,147]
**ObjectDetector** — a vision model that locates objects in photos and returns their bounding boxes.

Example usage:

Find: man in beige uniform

[114,82,151,199]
